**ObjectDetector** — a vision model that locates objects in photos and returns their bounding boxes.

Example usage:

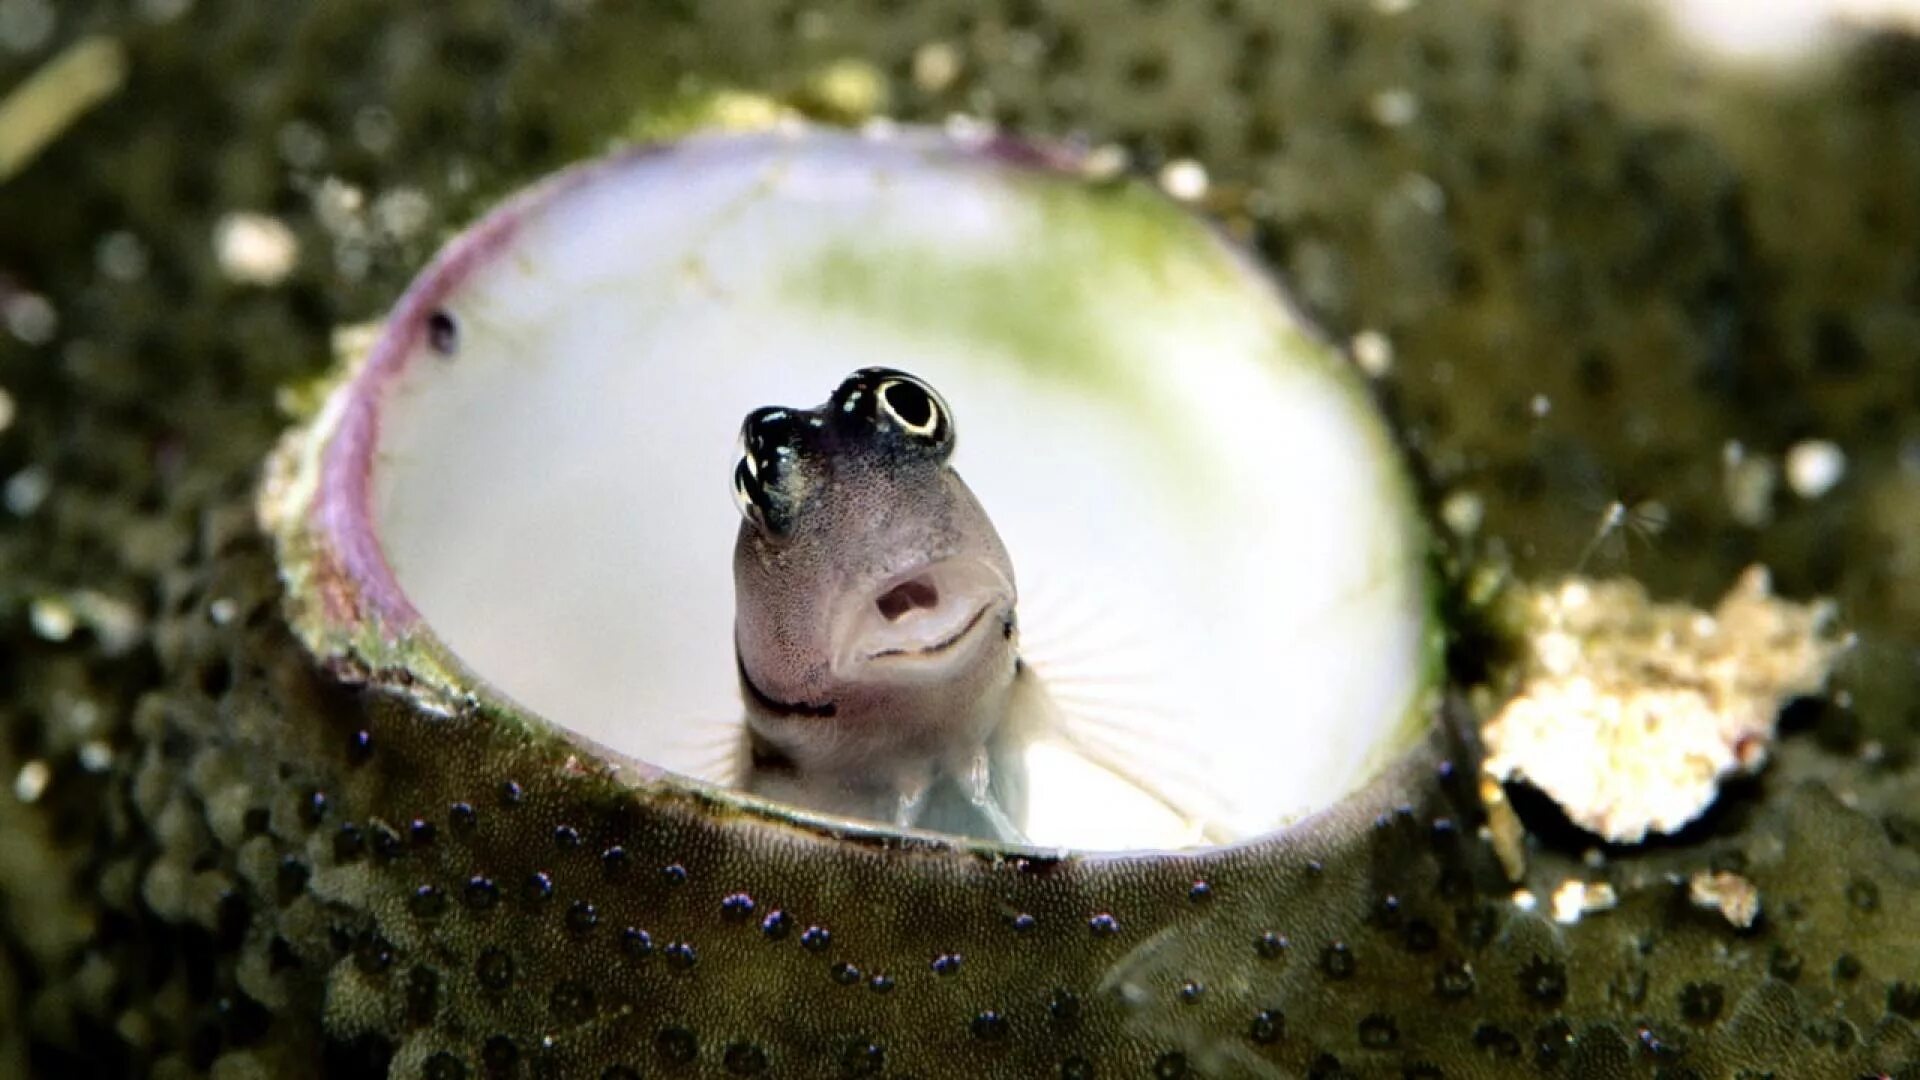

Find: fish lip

[865,602,994,661]
[830,555,1016,677]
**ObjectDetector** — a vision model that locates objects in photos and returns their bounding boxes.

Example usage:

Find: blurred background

[2,0,1918,1073]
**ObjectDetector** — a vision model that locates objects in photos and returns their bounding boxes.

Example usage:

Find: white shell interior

[370,129,1432,849]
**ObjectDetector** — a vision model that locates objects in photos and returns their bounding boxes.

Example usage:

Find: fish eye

[732,453,767,528]
[875,375,948,443]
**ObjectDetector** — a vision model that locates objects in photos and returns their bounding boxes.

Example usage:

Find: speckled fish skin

[731,368,1029,841]
[5,1,1920,1077]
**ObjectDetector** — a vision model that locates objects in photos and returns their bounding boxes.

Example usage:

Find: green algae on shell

[260,125,1439,852]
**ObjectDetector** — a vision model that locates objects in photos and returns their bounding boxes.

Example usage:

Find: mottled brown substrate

[3,0,1920,1076]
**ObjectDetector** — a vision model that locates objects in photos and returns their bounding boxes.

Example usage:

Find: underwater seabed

[4,0,1920,1077]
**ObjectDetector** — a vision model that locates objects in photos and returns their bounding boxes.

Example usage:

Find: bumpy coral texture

[3,0,1920,1076]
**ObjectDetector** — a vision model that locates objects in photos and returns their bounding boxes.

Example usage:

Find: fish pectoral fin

[962,749,1031,845]
[890,773,934,830]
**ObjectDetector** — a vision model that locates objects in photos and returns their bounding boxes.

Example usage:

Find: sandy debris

[1482,566,1847,843]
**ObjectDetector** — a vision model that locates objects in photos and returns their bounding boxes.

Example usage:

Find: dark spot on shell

[405,965,439,1024]
[599,845,631,881]
[620,927,653,958]
[333,823,365,863]
[427,309,458,355]
[1358,1013,1398,1049]
[970,1011,1010,1042]
[274,856,309,904]
[601,1068,640,1080]
[722,1042,768,1075]
[660,862,688,886]
[1250,1009,1284,1045]
[566,900,598,934]
[1048,989,1082,1025]
[665,941,698,972]
[654,1027,698,1065]
[449,802,477,832]
[1403,920,1439,953]
[838,1040,884,1077]
[1636,1022,1684,1060]
[932,952,963,976]
[1256,931,1289,959]
[1847,877,1881,911]
[1187,880,1212,903]
[408,818,436,847]
[464,876,499,911]
[410,884,447,919]
[1889,981,1920,1020]
[481,1035,518,1077]
[760,910,792,940]
[346,729,373,765]
[242,806,270,835]
[1320,941,1355,979]
[720,892,756,921]
[1473,1023,1521,1058]
[1768,946,1803,981]
[1835,953,1863,980]
[549,980,594,1022]
[522,871,553,904]
[801,925,832,952]
[369,822,405,861]
[1519,955,1568,1005]
[1679,981,1724,1025]
[475,948,514,991]
[499,781,523,805]
[354,933,393,974]
[552,824,581,849]
[1532,1018,1574,1068]
[1008,912,1037,934]
[1152,1050,1189,1078]
[423,1051,467,1080]
[1059,1057,1095,1080]
[301,790,329,827]
[868,973,893,993]
[1088,913,1120,938]
[831,961,861,985]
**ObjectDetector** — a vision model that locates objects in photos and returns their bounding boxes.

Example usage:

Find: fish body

[730,368,1033,841]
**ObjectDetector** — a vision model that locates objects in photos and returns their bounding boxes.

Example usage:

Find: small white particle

[13,760,49,803]
[1785,439,1846,499]
[4,290,57,344]
[214,212,300,286]
[1550,879,1617,925]
[353,105,397,155]
[1529,394,1552,418]
[1373,0,1417,12]
[208,597,239,626]
[912,41,963,93]
[276,120,328,170]
[1350,329,1394,378]
[1509,888,1538,912]
[1157,159,1209,202]
[1370,88,1420,127]
[0,0,55,53]
[1081,144,1129,181]
[1441,490,1484,537]
[78,740,113,772]
[95,230,149,282]
[373,188,433,242]
[0,385,13,433]
[28,595,74,641]
[5,465,49,514]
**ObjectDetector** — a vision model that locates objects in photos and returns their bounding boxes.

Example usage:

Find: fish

[729,367,1034,842]
[729,367,1234,846]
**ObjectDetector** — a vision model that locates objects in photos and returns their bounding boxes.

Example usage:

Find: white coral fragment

[1482,566,1848,844]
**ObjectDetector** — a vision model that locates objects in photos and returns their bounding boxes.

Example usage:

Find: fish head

[731,368,1019,770]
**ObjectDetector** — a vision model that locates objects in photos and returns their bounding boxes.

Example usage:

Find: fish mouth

[831,557,1015,677]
